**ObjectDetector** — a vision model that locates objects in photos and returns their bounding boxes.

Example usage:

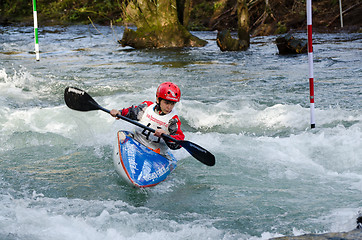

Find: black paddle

[64,86,215,166]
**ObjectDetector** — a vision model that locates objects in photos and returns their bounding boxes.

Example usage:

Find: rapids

[0,25,361,240]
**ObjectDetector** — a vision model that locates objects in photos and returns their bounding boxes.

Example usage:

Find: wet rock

[271,229,362,240]
[272,215,362,240]
[216,30,249,51]
[120,27,207,49]
[357,215,362,229]
[275,33,307,54]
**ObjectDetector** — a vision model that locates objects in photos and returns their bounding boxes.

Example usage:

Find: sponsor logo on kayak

[156,166,168,177]
[127,146,137,174]
[143,165,169,181]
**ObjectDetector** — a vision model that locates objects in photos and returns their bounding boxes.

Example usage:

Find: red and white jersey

[121,101,184,152]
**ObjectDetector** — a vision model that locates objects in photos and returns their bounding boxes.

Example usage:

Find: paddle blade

[179,141,215,166]
[64,87,100,111]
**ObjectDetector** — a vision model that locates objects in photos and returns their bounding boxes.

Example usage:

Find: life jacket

[133,103,177,153]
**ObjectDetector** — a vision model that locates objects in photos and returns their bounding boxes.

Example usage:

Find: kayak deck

[113,131,177,188]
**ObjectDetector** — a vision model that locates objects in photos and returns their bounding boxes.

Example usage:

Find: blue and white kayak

[113,131,178,188]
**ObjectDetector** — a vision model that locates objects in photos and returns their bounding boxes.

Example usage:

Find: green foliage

[1,0,32,22]
[330,0,338,6]
[275,22,287,34]
[0,0,123,24]
[191,2,214,19]
[213,2,224,10]
[189,1,214,30]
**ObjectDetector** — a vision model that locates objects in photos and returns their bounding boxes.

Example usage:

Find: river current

[0,25,361,240]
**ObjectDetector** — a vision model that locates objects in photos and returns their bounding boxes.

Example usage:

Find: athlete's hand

[110,109,121,119]
[154,128,166,138]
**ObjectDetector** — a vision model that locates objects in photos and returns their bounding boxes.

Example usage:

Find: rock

[272,214,362,240]
[216,30,249,51]
[271,229,362,240]
[119,26,207,49]
[275,33,307,54]
[357,215,362,229]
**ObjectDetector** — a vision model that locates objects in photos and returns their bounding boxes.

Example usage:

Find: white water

[0,25,361,239]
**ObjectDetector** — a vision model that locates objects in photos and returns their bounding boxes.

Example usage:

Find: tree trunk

[237,0,250,48]
[182,0,192,27]
[216,0,249,51]
[176,0,192,27]
[120,0,206,49]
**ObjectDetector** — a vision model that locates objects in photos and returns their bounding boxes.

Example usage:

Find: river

[0,25,361,240]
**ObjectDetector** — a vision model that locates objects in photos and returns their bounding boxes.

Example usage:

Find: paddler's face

[158,99,176,114]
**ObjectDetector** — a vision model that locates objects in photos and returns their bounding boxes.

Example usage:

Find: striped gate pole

[33,0,40,61]
[307,0,315,128]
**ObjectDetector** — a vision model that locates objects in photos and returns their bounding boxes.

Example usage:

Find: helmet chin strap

[155,98,165,115]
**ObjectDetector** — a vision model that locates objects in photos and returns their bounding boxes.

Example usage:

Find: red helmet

[156,82,181,102]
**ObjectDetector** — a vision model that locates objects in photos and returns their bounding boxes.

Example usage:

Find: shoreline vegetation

[1,0,361,35]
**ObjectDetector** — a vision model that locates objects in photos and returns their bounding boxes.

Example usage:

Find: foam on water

[0,68,37,102]
[1,190,359,240]
[181,98,361,136]
[0,190,227,240]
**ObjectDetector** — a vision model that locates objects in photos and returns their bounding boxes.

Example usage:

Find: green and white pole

[33,0,40,61]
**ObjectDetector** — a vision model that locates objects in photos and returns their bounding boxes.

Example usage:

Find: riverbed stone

[216,30,248,51]
[272,228,362,240]
[275,33,307,54]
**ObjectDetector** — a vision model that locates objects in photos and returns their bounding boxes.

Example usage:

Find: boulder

[119,26,207,49]
[216,30,249,51]
[272,229,362,240]
[272,215,362,240]
[276,33,307,54]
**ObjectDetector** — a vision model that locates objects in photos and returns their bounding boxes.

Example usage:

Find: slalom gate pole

[307,0,315,129]
[339,0,344,28]
[33,0,40,61]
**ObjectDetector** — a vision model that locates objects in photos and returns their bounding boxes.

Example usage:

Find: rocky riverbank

[1,0,361,35]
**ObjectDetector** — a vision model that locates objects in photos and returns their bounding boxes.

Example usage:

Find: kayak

[113,130,178,188]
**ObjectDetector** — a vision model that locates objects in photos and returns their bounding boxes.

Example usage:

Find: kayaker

[110,82,185,155]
